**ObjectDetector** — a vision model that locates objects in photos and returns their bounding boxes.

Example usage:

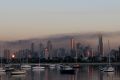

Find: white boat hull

[0,68,5,72]
[11,70,26,75]
[49,65,56,69]
[101,66,115,72]
[33,66,45,71]
[21,65,31,70]
[104,67,114,72]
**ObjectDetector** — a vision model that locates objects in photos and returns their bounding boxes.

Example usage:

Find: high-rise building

[31,43,35,54]
[39,43,44,58]
[70,38,76,58]
[4,49,11,63]
[47,40,53,59]
[98,34,104,56]
[44,48,49,59]
[70,38,75,50]
[76,43,81,57]
[30,43,36,58]
[118,47,120,57]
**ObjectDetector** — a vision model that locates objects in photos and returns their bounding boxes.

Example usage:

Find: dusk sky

[0,0,120,41]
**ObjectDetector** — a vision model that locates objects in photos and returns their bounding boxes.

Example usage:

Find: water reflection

[11,75,25,80]
[0,66,120,80]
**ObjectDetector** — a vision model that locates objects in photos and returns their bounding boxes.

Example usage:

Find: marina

[0,65,119,80]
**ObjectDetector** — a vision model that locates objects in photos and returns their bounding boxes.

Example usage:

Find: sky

[0,0,120,41]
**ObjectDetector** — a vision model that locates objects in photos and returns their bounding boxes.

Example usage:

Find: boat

[33,66,45,71]
[11,53,26,75]
[0,60,5,72]
[101,40,114,72]
[49,64,56,69]
[103,66,114,72]
[0,54,5,72]
[5,67,14,72]
[11,69,26,75]
[21,64,31,70]
[73,49,80,69]
[33,50,45,71]
[73,64,80,68]
[0,67,5,72]
[55,64,62,71]
[5,64,14,72]
[60,65,75,74]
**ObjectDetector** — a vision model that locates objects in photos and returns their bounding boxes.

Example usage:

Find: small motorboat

[60,66,75,74]
[0,67,5,72]
[103,66,114,72]
[11,70,26,75]
[55,64,62,71]
[33,66,45,71]
[5,66,14,72]
[49,65,56,69]
[102,41,114,72]
[21,65,31,70]
[73,64,80,68]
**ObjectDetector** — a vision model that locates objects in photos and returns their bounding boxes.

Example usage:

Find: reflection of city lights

[12,54,15,58]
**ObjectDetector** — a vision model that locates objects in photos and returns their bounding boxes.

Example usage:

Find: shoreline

[4,63,120,66]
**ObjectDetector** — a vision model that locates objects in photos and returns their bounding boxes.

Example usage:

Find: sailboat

[73,49,80,68]
[60,65,75,74]
[33,48,45,71]
[33,65,45,71]
[11,69,26,75]
[49,64,56,70]
[0,57,5,72]
[21,52,31,70]
[11,52,26,75]
[21,64,31,70]
[0,48,5,72]
[102,40,114,72]
[103,53,114,72]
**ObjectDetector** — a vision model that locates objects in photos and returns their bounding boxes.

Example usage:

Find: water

[0,65,120,80]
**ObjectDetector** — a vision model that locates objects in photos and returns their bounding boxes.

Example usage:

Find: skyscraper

[39,43,44,58]
[70,38,76,57]
[70,38,75,50]
[98,34,104,56]
[31,42,35,57]
[47,40,53,59]
[44,48,49,59]
[4,49,11,63]
[118,47,120,57]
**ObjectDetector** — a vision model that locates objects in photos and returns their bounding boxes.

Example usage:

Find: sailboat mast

[76,49,78,63]
[0,45,2,67]
[0,55,1,68]
[39,43,41,66]
[108,40,111,65]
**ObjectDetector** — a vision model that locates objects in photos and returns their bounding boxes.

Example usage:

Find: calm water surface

[0,65,120,80]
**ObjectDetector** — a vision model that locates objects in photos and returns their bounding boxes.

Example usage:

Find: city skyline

[0,1,120,80]
[0,0,120,40]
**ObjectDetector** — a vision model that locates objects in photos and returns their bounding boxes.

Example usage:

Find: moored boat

[21,64,31,70]
[0,67,5,72]
[60,65,75,74]
[11,70,26,75]
[33,66,45,71]
[49,64,56,69]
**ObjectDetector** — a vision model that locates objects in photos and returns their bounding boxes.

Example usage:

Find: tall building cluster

[1,34,119,62]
